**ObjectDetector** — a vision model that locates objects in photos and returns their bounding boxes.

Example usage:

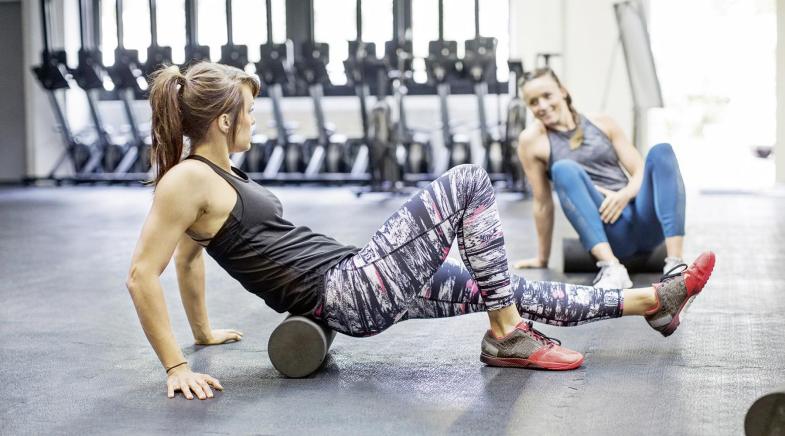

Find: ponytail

[148,65,185,186]
[564,94,584,150]
[146,62,261,187]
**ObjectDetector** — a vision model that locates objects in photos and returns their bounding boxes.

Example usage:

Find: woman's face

[229,85,256,153]
[522,76,570,127]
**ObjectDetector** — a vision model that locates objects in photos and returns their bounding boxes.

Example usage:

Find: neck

[192,143,232,171]
[548,107,578,132]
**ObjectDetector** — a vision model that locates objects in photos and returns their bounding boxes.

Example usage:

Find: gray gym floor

[1,186,782,435]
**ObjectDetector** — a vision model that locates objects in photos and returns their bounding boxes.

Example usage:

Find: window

[314,0,392,85]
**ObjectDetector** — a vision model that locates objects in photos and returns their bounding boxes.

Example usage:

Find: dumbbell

[562,238,667,273]
[268,315,336,378]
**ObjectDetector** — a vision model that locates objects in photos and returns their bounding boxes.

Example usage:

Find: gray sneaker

[593,260,633,289]
[480,321,584,371]
[646,251,715,337]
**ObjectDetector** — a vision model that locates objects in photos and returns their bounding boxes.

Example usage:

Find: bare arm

[126,166,221,399]
[174,235,211,342]
[599,114,644,199]
[517,126,554,267]
[174,235,243,345]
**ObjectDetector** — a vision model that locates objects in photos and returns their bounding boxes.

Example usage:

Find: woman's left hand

[596,187,631,224]
[195,329,244,346]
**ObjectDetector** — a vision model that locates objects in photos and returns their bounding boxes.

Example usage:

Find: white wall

[509,0,636,147]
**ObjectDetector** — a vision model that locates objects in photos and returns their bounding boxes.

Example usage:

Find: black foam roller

[562,238,667,273]
[268,315,336,378]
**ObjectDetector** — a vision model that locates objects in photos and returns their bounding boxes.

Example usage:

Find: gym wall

[0,0,27,182]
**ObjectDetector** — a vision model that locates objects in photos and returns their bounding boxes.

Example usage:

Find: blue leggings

[551,143,686,259]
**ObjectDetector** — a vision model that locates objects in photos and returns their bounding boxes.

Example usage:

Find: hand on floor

[513,257,547,269]
[195,329,244,346]
[166,366,223,400]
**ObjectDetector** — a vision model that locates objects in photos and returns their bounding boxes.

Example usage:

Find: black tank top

[185,155,358,314]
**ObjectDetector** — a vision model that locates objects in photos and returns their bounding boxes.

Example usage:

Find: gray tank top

[547,114,629,191]
[185,155,358,315]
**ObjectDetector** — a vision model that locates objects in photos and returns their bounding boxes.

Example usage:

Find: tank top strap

[185,155,250,187]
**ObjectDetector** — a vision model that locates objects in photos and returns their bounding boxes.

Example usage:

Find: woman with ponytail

[514,68,688,290]
[126,62,714,401]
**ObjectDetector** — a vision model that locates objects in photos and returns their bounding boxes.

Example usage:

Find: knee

[450,163,490,184]
[550,160,584,188]
[646,143,677,166]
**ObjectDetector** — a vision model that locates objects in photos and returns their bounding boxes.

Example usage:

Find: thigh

[321,170,470,336]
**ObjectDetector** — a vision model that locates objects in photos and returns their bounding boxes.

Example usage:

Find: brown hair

[147,62,260,186]
[520,68,584,150]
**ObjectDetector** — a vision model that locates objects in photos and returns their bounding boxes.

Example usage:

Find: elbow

[126,264,154,297]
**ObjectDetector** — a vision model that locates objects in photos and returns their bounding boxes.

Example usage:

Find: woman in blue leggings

[514,68,686,289]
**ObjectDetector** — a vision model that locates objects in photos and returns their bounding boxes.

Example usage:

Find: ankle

[487,305,522,338]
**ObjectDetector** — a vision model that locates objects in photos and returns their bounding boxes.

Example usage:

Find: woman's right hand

[166,365,223,400]
[513,257,548,269]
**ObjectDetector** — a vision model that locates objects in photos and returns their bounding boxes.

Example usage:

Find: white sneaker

[593,260,633,289]
[663,256,686,275]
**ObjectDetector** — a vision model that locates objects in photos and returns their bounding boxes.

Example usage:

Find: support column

[777,0,785,183]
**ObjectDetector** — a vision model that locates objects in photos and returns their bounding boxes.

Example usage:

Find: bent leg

[550,160,609,251]
[405,258,624,326]
[321,164,514,337]
[633,143,686,252]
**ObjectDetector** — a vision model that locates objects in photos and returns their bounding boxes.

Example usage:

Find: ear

[218,114,231,134]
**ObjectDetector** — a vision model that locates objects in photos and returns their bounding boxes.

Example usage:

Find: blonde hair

[147,62,260,186]
[520,68,584,150]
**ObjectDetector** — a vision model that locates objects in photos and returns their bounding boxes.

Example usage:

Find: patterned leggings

[317,164,623,337]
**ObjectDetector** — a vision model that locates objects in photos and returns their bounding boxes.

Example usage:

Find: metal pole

[185,0,198,46]
[149,0,158,45]
[474,0,479,38]
[437,0,443,41]
[266,0,273,43]
[226,0,233,44]
[116,0,124,49]
[41,0,51,53]
[355,0,362,41]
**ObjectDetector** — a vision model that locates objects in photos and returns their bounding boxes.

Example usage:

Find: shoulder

[584,113,620,138]
[518,120,548,159]
[154,159,213,207]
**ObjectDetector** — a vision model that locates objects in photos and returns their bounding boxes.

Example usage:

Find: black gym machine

[425,0,472,170]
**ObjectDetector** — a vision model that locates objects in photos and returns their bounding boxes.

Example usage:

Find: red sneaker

[645,251,716,337]
[480,321,584,371]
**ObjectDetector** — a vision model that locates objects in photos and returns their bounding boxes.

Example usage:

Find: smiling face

[229,85,256,154]
[521,74,572,129]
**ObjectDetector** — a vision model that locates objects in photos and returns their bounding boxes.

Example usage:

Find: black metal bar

[474,0,479,38]
[116,0,124,49]
[266,0,273,43]
[78,0,87,49]
[149,0,158,45]
[286,0,314,50]
[437,0,443,41]
[355,0,362,41]
[92,0,101,49]
[40,0,51,53]
[185,0,198,46]
[226,0,233,44]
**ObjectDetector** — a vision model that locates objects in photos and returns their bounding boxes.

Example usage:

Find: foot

[593,260,633,289]
[663,256,684,275]
[645,251,716,337]
[480,321,584,370]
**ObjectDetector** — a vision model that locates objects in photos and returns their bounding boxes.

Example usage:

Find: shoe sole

[659,259,715,337]
[480,352,584,371]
